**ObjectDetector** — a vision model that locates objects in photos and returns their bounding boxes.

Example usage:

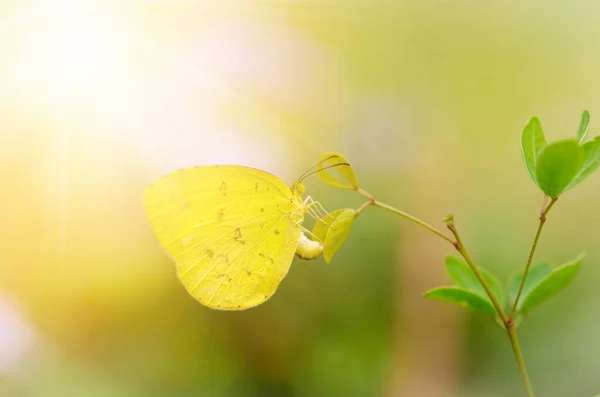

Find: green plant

[314,111,600,397]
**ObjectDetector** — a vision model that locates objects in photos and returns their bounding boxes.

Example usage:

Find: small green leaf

[577,110,590,143]
[506,262,552,313]
[424,286,497,316]
[446,256,480,290]
[445,256,505,308]
[521,117,547,186]
[312,208,356,263]
[519,255,584,313]
[312,209,345,243]
[323,209,355,263]
[565,136,600,191]
[535,139,584,198]
[316,152,358,190]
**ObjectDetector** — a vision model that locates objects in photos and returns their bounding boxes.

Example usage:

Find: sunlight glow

[42,0,116,94]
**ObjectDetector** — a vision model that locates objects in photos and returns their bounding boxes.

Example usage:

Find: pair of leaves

[424,257,504,317]
[309,153,359,261]
[312,208,356,263]
[521,111,600,198]
[299,153,359,262]
[507,255,583,315]
[424,255,583,318]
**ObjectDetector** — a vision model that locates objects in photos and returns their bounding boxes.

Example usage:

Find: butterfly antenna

[296,154,339,182]
[298,162,351,182]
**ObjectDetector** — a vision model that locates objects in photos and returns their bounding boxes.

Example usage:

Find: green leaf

[519,255,584,313]
[506,262,552,313]
[312,209,345,244]
[316,152,358,190]
[424,286,497,316]
[521,117,547,186]
[323,209,356,263]
[445,256,505,308]
[565,136,600,191]
[535,139,584,198]
[577,110,590,143]
[312,208,356,263]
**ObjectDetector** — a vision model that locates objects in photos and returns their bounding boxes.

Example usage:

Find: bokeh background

[1,1,599,396]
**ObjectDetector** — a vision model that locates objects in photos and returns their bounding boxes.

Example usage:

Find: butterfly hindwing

[143,166,302,309]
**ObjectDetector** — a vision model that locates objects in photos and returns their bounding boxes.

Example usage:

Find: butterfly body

[295,233,324,260]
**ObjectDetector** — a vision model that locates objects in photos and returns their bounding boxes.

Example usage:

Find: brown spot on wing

[205,248,214,258]
[259,253,275,264]
[234,228,245,244]
[220,181,227,196]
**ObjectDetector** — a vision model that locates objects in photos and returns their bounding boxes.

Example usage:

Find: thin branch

[448,220,535,397]
[357,188,455,245]
[509,197,558,319]
[447,222,508,324]
[507,322,536,397]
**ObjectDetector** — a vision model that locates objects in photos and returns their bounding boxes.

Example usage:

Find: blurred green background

[1,1,599,396]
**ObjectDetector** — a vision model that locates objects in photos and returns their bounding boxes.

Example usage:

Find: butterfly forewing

[143,166,303,309]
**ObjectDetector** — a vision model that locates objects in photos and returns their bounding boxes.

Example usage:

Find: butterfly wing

[143,166,302,309]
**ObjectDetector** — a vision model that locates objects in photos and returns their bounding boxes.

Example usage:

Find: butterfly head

[291,181,305,196]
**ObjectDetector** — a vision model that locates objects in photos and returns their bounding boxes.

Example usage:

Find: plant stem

[448,221,535,397]
[355,200,373,216]
[507,322,536,397]
[447,223,508,323]
[509,197,558,319]
[356,188,456,245]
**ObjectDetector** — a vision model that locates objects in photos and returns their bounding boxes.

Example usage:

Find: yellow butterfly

[143,163,335,310]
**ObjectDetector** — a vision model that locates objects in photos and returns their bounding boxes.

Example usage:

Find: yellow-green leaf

[316,152,358,190]
[312,208,356,263]
[312,209,346,243]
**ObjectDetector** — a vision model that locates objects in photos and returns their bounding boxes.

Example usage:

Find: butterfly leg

[303,201,335,230]
[303,195,330,219]
[306,206,328,225]
[303,196,324,220]
[303,195,324,217]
